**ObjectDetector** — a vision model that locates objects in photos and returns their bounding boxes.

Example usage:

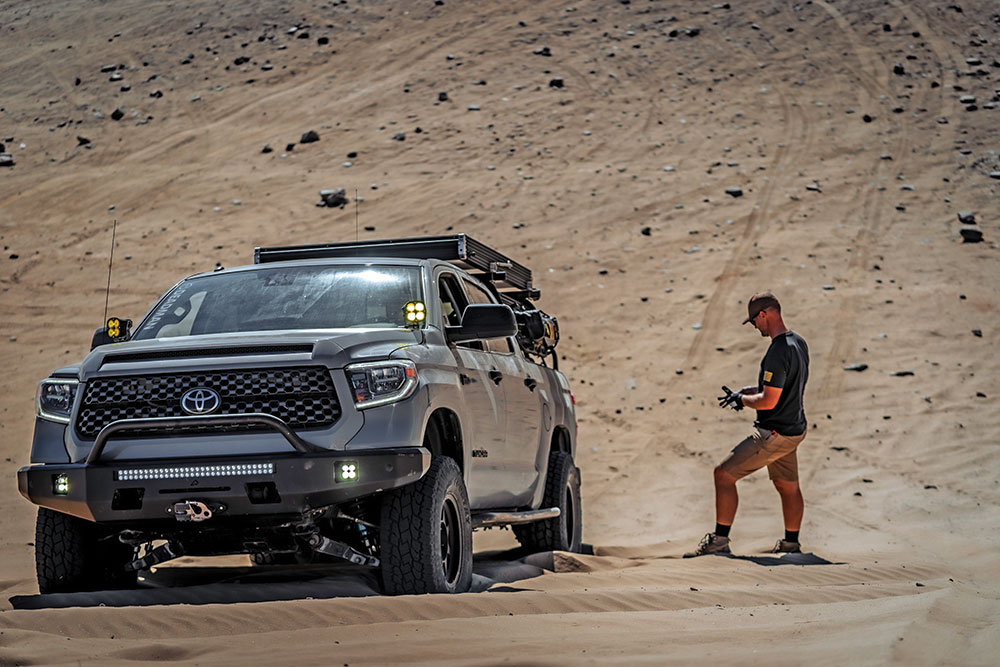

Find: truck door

[462,278,541,507]
[438,273,508,509]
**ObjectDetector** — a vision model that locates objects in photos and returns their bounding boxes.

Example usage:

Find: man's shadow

[723,552,843,566]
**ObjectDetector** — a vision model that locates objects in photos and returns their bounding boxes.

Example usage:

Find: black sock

[715,523,731,538]
[785,530,799,543]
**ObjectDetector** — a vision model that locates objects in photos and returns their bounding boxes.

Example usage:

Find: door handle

[488,370,503,385]
[459,373,473,385]
[524,378,538,391]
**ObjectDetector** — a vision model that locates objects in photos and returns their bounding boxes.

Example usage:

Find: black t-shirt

[755,330,809,436]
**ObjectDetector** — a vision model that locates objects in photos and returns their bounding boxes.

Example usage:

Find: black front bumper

[17,447,430,524]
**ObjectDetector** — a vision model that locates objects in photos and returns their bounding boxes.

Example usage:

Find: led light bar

[114,462,275,482]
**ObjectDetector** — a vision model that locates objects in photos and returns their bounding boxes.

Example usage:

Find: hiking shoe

[770,539,802,554]
[683,533,731,558]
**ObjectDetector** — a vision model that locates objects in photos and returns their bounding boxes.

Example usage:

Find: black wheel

[379,456,473,595]
[35,508,138,594]
[514,451,583,553]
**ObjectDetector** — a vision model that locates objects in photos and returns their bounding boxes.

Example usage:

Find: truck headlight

[36,379,79,424]
[346,360,418,409]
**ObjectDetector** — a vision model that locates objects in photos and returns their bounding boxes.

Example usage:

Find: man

[684,291,810,557]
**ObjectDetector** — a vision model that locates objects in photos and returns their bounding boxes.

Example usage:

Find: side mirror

[447,304,517,343]
[91,317,132,350]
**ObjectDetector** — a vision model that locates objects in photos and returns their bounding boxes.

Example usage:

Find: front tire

[514,451,583,553]
[35,508,138,594]
[379,456,473,595]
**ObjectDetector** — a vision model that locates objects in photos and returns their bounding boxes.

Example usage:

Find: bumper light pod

[336,461,359,483]
[53,474,70,495]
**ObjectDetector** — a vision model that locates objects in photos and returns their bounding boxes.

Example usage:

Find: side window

[463,279,513,354]
[438,275,463,327]
[439,274,482,350]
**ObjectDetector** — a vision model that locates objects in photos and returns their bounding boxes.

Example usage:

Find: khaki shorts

[719,428,806,482]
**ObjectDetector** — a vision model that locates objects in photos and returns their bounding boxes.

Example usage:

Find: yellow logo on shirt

[763,371,773,382]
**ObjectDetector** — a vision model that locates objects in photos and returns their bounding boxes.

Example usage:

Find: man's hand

[718,386,744,411]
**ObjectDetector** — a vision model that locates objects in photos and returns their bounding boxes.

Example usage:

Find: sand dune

[1,0,998,664]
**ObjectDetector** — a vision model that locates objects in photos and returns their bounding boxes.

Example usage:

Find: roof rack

[254,234,539,299]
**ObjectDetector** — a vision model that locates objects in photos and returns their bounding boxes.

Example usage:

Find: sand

[1,0,998,664]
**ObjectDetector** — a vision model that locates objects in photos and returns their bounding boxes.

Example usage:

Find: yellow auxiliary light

[403,301,426,326]
[103,316,132,343]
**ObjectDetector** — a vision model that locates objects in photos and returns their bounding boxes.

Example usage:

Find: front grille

[75,367,340,439]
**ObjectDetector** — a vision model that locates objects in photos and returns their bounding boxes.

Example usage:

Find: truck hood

[75,328,424,376]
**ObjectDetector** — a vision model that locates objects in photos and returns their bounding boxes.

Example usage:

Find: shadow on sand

[9,547,552,610]
[9,545,841,610]
[725,552,844,566]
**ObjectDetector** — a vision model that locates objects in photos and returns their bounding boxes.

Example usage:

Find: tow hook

[171,500,213,522]
[126,540,184,571]
[307,533,380,568]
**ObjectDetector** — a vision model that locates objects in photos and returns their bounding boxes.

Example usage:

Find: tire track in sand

[588,85,813,503]
[808,0,960,415]
[681,85,813,369]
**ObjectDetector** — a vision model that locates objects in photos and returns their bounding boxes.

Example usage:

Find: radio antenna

[103,219,117,324]
[355,188,359,241]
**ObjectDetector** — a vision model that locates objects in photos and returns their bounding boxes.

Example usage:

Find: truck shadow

[8,547,841,609]
[8,548,547,610]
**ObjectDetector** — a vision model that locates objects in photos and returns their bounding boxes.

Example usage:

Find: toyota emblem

[180,388,221,415]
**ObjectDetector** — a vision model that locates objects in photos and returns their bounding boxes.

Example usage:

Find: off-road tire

[379,456,473,595]
[35,508,138,594]
[514,451,582,553]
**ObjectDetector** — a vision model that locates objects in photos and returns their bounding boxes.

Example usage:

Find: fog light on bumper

[336,461,359,483]
[53,474,70,495]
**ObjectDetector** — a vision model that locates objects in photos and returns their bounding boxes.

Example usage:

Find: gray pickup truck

[18,235,580,595]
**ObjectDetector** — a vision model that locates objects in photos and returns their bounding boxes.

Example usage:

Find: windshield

[132,265,424,339]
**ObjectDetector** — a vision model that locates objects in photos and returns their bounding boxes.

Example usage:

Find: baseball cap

[742,291,780,324]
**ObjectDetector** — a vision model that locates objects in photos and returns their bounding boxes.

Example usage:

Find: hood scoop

[100,344,314,367]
